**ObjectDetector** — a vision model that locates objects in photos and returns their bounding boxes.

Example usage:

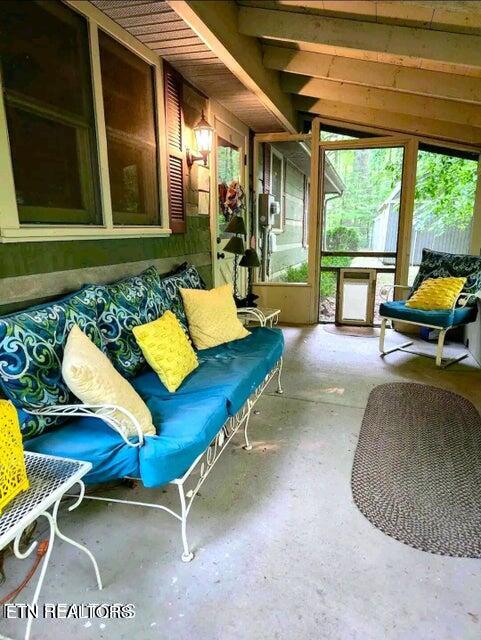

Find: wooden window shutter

[263,143,271,194]
[163,62,186,233]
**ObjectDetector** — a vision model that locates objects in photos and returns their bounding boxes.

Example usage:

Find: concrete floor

[2,326,481,640]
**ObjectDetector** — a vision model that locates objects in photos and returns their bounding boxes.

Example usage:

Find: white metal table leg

[13,512,55,640]
[52,493,102,590]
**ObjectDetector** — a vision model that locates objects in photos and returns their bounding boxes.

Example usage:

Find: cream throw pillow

[62,325,155,438]
[180,283,250,350]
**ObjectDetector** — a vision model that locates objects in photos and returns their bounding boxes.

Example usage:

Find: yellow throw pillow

[133,310,198,392]
[180,283,250,350]
[62,325,155,438]
[406,277,466,311]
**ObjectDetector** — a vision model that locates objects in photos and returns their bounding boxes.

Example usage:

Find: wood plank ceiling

[92,0,481,146]
[91,0,286,131]
[236,0,481,146]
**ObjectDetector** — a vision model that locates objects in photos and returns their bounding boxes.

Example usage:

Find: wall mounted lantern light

[186,110,214,167]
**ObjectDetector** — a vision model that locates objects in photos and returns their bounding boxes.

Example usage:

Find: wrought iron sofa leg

[276,357,284,394]
[243,405,253,451]
[178,483,194,562]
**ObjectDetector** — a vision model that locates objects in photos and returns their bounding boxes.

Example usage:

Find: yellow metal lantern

[0,400,29,514]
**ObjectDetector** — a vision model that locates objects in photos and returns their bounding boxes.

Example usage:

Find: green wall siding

[0,216,210,279]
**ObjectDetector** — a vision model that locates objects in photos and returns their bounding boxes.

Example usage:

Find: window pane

[1,0,100,223]
[217,137,240,234]
[409,148,478,285]
[322,147,404,253]
[6,106,82,209]
[99,30,159,225]
[257,141,310,282]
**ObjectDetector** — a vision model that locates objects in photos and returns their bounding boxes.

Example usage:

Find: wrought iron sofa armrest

[379,284,411,302]
[237,307,266,327]
[24,404,145,448]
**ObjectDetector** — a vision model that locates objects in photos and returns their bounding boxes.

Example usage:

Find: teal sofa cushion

[96,266,168,378]
[132,327,284,416]
[139,393,229,487]
[24,416,140,484]
[23,326,284,487]
[0,286,104,438]
[411,248,481,299]
[379,300,477,328]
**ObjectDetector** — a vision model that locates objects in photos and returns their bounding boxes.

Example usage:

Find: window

[408,144,478,285]
[0,0,169,241]
[1,0,100,224]
[99,30,159,226]
[270,147,284,232]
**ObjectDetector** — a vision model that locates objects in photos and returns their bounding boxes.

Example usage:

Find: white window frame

[270,146,284,233]
[0,0,171,243]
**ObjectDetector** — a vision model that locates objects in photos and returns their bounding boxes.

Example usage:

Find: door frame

[208,100,249,289]
[252,131,315,324]
[312,132,418,323]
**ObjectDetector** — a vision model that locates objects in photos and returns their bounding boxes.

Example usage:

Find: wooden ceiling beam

[264,46,481,105]
[271,1,481,34]
[239,6,481,73]
[166,0,297,132]
[294,96,481,147]
[283,75,481,127]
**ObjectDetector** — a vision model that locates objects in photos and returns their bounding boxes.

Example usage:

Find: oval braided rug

[352,383,481,557]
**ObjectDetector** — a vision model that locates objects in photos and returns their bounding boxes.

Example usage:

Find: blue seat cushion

[23,394,229,488]
[132,326,284,416]
[23,326,284,488]
[139,393,229,487]
[24,417,140,485]
[379,300,477,328]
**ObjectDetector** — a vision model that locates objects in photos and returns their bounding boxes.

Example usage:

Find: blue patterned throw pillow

[0,286,104,438]
[96,266,168,378]
[411,249,481,302]
[159,263,206,330]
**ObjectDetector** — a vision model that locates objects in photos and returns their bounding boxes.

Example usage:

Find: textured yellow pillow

[62,325,155,438]
[406,277,466,310]
[180,283,250,350]
[133,310,198,392]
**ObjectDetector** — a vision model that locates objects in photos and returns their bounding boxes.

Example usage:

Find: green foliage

[325,147,403,249]
[413,151,477,234]
[283,256,351,298]
[283,262,308,283]
[324,146,477,244]
[326,226,359,252]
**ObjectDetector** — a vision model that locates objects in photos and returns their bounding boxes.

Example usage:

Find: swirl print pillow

[96,266,169,378]
[0,286,105,438]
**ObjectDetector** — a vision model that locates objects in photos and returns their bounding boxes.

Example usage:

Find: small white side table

[237,307,281,328]
[0,452,102,640]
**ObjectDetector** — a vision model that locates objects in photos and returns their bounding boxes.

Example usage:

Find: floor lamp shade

[225,215,246,236]
[224,235,245,255]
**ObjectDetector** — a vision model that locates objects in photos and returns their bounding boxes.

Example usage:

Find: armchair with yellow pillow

[379,248,481,368]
